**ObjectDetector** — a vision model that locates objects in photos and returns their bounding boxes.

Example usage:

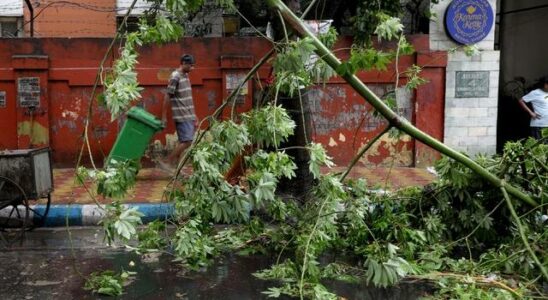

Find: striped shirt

[167,70,196,122]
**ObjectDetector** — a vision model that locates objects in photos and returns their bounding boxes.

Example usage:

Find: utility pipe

[24,0,33,37]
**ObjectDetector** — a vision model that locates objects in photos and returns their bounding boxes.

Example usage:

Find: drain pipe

[24,0,33,37]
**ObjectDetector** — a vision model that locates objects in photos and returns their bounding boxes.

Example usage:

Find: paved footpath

[49,166,436,205]
[10,166,437,226]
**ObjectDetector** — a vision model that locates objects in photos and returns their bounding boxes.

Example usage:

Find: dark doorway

[497,0,548,152]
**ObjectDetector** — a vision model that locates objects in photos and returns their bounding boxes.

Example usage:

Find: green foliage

[246,150,297,180]
[321,263,361,284]
[374,13,404,42]
[173,218,216,269]
[137,220,167,251]
[463,44,480,57]
[423,278,517,300]
[77,159,139,199]
[102,45,143,120]
[337,47,393,76]
[252,138,544,298]
[501,138,547,203]
[430,139,547,247]
[362,243,411,288]
[99,0,199,120]
[273,38,316,96]
[164,0,204,16]
[404,64,428,90]
[336,14,418,90]
[100,201,144,244]
[318,27,338,49]
[243,104,296,148]
[254,260,338,299]
[352,0,403,46]
[397,36,416,56]
[308,143,335,179]
[84,4,547,298]
[254,259,299,282]
[273,29,338,96]
[84,270,135,296]
[210,120,251,160]
[136,16,184,44]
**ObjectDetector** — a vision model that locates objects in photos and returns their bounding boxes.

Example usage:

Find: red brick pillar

[415,51,447,167]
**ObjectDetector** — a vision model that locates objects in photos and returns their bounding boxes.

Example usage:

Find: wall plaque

[455,71,490,98]
[18,77,40,107]
[0,91,5,108]
[225,72,248,105]
[445,0,494,45]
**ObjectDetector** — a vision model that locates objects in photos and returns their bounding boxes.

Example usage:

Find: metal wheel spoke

[28,206,44,219]
[7,206,15,219]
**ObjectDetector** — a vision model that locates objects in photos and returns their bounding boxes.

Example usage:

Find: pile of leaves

[75,1,546,298]
[92,113,546,299]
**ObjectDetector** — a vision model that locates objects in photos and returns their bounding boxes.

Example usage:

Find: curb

[1,204,174,227]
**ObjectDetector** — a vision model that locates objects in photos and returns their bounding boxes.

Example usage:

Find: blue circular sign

[445,0,494,45]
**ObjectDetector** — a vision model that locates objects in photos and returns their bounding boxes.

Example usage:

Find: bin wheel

[0,176,31,243]
[26,193,51,228]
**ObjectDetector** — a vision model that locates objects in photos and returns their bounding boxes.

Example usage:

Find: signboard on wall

[0,91,5,108]
[225,72,248,105]
[18,77,40,107]
[455,71,490,98]
[445,0,494,45]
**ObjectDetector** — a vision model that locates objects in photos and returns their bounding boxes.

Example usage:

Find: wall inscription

[455,71,490,98]
[0,91,5,108]
[18,77,40,107]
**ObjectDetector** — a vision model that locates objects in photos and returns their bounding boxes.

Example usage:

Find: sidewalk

[49,166,436,205]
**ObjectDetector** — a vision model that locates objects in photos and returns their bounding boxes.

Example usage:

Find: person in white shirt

[518,76,548,141]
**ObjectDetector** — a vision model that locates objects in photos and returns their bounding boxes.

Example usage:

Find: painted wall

[23,0,116,37]
[0,36,446,168]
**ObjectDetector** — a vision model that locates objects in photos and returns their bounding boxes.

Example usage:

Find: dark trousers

[531,127,547,142]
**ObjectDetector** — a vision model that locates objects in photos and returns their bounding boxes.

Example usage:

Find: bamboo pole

[265,0,538,207]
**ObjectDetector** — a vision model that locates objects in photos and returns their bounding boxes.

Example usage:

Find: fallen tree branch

[340,125,392,181]
[501,185,548,282]
[265,0,538,208]
[408,272,523,298]
[163,48,275,195]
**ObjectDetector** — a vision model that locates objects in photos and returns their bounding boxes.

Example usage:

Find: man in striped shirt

[159,54,197,171]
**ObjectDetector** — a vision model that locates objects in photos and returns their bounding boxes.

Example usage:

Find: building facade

[0,0,237,38]
[431,0,500,156]
[0,0,545,166]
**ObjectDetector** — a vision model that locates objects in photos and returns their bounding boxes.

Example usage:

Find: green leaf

[262,287,282,298]
[308,143,335,179]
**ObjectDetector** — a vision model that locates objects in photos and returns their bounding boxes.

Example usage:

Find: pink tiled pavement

[49,166,436,204]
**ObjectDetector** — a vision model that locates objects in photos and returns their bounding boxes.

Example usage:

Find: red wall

[0,36,446,167]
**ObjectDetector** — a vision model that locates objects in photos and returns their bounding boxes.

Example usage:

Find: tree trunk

[272,0,315,202]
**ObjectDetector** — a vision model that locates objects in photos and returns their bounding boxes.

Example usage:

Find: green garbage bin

[106,106,164,166]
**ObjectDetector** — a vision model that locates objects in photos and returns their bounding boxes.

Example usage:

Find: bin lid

[127,106,164,131]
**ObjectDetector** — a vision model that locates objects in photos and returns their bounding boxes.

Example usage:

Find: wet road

[0,228,433,299]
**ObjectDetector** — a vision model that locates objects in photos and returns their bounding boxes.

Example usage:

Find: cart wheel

[0,177,31,232]
[26,193,51,228]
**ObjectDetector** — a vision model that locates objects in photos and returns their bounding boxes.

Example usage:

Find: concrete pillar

[430,0,499,156]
